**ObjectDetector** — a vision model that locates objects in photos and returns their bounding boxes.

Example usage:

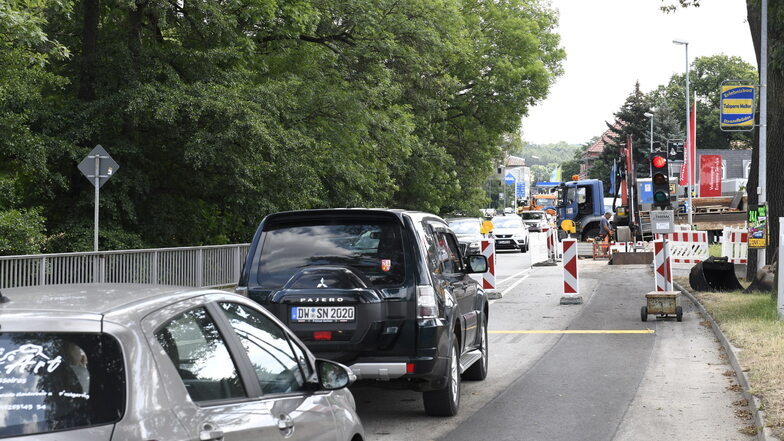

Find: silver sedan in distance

[0,284,364,441]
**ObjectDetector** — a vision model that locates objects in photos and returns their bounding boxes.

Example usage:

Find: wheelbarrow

[641,291,682,322]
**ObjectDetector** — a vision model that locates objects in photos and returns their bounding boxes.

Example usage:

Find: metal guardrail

[0,244,251,290]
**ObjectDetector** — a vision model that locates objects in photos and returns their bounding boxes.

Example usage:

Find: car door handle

[199,429,224,441]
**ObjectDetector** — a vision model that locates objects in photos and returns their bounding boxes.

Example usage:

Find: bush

[0,209,46,255]
[45,222,147,253]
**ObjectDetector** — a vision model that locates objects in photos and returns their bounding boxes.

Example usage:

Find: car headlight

[512,233,526,239]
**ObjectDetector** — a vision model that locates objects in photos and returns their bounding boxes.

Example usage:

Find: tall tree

[590,82,652,193]
[4,0,564,252]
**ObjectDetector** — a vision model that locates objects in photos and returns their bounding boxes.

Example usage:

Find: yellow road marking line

[489,329,655,334]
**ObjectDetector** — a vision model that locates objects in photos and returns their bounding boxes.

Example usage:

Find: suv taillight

[416,285,439,319]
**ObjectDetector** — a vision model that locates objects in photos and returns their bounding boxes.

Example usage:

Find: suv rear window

[256,219,405,289]
[520,212,543,220]
[0,333,125,438]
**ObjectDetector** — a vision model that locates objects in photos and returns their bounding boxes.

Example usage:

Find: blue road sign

[516,182,526,197]
[504,173,515,185]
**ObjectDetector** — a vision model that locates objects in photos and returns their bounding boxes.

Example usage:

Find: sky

[521,0,757,146]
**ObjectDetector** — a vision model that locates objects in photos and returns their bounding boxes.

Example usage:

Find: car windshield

[0,332,125,438]
[491,217,523,229]
[447,219,481,234]
[256,219,405,289]
[521,213,544,220]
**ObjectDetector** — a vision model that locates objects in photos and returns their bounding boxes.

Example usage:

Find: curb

[674,280,779,441]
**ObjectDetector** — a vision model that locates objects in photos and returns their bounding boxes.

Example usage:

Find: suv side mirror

[465,255,488,274]
[316,359,356,390]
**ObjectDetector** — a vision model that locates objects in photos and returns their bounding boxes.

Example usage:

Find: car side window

[155,308,246,402]
[419,221,440,273]
[435,231,463,274]
[219,302,310,395]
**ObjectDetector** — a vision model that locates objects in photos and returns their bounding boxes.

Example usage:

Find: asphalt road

[351,233,751,441]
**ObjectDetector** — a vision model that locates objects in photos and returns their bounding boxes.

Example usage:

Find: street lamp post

[644,112,654,153]
[673,39,692,228]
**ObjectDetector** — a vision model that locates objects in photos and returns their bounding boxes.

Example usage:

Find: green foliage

[45,221,146,253]
[590,82,652,192]
[0,209,46,255]
[648,54,757,149]
[0,0,564,252]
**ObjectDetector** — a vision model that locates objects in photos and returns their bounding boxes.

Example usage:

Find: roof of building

[505,155,526,167]
[583,121,623,158]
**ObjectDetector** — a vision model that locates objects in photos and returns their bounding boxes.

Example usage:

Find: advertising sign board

[748,206,768,249]
[720,85,755,130]
[699,155,722,197]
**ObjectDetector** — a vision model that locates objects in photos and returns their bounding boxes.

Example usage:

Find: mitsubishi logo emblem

[317,278,327,288]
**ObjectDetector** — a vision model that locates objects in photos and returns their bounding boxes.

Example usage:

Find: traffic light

[650,154,670,208]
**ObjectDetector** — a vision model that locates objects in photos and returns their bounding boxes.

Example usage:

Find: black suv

[237,209,489,416]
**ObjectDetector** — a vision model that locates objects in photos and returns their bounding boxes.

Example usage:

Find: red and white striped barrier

[656,231,709,267]
[547,228,562,262]
[652,240,673,291]
[481,239,496,290]
[560,238,582,304]
[721,227,748,264]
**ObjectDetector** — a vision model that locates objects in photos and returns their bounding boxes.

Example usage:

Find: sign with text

[650,210,675,234]
[720,85,755,130]
[504,173,515,185]
[516,182,526,198]
[699,155,722,197]
[748,205,768,249]
[666,139,685,162]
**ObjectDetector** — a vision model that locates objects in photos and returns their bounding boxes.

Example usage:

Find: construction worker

[598,211,613,242]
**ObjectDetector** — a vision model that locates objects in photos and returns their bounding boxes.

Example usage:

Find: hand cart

[641,291,682,322]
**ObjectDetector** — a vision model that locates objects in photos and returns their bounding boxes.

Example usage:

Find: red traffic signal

[651,155,667,169]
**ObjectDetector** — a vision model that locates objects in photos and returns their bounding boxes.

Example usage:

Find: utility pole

[759,0,768,271]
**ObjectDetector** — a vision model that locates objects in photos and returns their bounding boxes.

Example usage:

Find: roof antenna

[0,291,8,303]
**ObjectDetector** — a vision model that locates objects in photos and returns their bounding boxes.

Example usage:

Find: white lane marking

[501,274,530,296]
[496,268,531,286]
[489,273,531,305]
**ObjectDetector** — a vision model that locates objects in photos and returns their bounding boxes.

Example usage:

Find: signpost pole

[93,153,100,252]
[758,0,768,270]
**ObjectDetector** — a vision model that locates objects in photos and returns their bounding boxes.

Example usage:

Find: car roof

[262,208,444,226]
[0,284,211,316]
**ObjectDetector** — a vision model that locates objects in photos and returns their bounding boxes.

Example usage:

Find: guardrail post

[234,246,241,285]
[152,251,159,285]
[100,254,106,283]
[196,248,204,287]
[38,257,46,286]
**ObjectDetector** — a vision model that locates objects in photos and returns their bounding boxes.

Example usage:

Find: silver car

[0,284,364,441]
[491,215,529,252]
